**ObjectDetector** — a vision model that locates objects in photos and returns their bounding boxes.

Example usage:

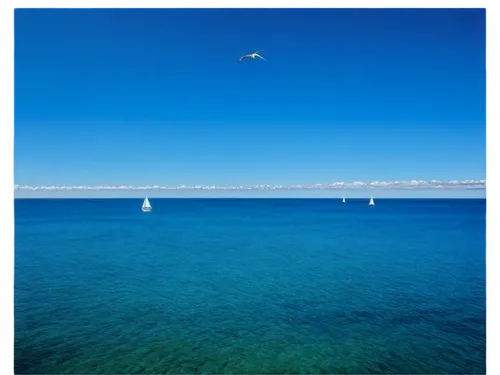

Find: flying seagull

[239,50,266,62]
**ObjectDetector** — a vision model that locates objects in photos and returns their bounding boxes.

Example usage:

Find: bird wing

[254,50,264,54]
[255,54,267,61]
[238,55,251,62]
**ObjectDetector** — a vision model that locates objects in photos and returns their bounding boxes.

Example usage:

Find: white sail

[142,197,152,211]
[342,197,346,203]
[368,197,375,206]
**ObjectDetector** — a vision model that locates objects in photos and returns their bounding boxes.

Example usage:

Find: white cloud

[13,180,486,191]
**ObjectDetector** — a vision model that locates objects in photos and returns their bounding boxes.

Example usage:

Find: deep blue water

[15,198,486,374]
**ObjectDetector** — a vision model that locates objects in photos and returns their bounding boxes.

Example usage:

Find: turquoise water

[15,198,486,374]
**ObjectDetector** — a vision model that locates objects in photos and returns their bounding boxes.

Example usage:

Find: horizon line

[13,197,487,200]
[14,179,486,191]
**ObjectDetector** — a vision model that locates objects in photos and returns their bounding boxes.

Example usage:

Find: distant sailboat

[142,197,152,212]
[342,197,346,203]
[368,197,375,206]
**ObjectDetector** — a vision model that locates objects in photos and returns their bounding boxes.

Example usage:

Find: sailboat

[368,197,375,206]
[342,197,346,203]
[142,197,152,212]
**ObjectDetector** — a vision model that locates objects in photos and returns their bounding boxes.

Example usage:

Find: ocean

[14,198,486,374]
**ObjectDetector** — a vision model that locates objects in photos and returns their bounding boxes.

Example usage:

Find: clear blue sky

[15,8,485,191]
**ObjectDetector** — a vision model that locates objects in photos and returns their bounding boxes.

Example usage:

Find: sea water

[14,198,486,374]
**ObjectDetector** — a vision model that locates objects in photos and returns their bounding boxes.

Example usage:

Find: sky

[14,8,486,197]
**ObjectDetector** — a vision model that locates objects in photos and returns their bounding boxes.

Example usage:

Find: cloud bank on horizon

[14,180,486,191]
